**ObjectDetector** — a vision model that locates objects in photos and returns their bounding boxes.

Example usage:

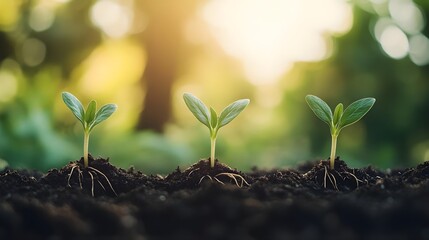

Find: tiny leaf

[339,98,375,129]
[62,92,85,124]
[305,95,333,126]
[218,99,250,128]
[210,107,218,129]
[183,93,210,127]
[90,104,117,130]
[85,100,97,125]
[333,103,343,126]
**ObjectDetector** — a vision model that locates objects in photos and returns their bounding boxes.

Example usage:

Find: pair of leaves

[62,92,117,132]
[183,93,250,135]
[305,95,375,134]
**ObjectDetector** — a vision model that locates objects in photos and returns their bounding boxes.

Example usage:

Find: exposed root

[197,172,250,188]
[67,164,83,189]
[88,167,118,196]
[198,175,213,185]
[343,171,362,188]
[88,171,95,197]
[328,172,339,190]
[321,166,367,190]
[188,168,199,177]
[323,166,338,190]
[67,164,117,197]
[215,173,250,187]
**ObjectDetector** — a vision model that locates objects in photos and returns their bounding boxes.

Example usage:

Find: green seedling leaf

[339,98,375,129]
[305,95,333,126]
[85,100,97,124]
[218,99,250,128]
[210,107,218,129]
[183,93,250,168]
[62,92,117,168]
[305,95,375,170]
[183,93,210,127]
[90,104,117,130]
[62,92,85,124]
[333,103,343,126]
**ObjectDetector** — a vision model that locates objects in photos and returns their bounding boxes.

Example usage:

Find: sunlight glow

[388,0,424,34]
[409,34,429,66]
[201,0,352,85]
[29,4,55,32]
[90,0,133,38]
[75,39,145,130]
[21,38,46,67]
[0,70,18,103]
[379,25,409,59]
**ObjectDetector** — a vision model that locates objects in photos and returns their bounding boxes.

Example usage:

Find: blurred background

[0,0,429,173]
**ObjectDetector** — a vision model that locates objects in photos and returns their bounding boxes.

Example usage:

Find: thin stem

[330,133,338,170]
[83,131,90,168]
[210,136,216,168]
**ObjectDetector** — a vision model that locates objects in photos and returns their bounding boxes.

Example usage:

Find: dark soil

[1,156,429,240]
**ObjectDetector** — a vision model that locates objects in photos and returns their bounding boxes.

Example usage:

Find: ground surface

[1,156,429,240]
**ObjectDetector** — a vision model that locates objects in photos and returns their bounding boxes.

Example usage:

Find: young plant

[183,93,250,168]
[305,95,375,170]
[62,92,117,168]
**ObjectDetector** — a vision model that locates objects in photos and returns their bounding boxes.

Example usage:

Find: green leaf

[305,95,333,126]
[183,93,210,127]
[218,99,250,128]
[333,103,343,126]
[90,104,117,130]
[85,100,97,125]
[339,98,375,129]
[62,92,85,124]
[210,107,218,129]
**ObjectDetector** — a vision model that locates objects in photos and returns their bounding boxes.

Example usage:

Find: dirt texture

[1,156,429,240]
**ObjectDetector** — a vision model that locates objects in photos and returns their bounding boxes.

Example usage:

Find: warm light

[90,0,133,38]
[0,0,22,29]
[388,0,424,34]
[374,17,393,41]
[379,25,409,59]
[0,70,18,103]
[201,0,353,85]
[21,38,46,67]
[409,34,429,66]
[74,39,145,130]
[29,4,55,32]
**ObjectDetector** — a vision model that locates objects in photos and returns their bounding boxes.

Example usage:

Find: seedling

[62,92,117,168]
[305,95,375,170]
[62,92,117,196]
[183,93,250,168]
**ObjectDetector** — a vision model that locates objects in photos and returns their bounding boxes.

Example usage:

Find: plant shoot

[305,95,375,170]
[62,92,117,168]
[183,93,250,168]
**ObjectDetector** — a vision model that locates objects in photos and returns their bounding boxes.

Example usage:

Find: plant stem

[330,134,338,170]
[210,136,216,168]
[83,131,90,168]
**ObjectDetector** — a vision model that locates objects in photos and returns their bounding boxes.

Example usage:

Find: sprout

[305,95,375,170]
[62,92,117,168]
[183,93,250,168]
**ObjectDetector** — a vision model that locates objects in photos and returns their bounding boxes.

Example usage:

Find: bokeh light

[0,70,18,103]
[409,34,429,66]
[388,0,424,34]
[379,25,409,59]
[29,4,55,32]
[21,38,46,67]
[201,0,353,85]
[90,0,133,38]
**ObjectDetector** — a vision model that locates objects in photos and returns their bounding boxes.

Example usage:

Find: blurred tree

[135,0,198,132]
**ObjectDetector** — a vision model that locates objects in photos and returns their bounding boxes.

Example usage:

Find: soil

[1,156,429,240]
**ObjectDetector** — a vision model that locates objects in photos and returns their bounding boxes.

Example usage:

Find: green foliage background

[0,0,428,173]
